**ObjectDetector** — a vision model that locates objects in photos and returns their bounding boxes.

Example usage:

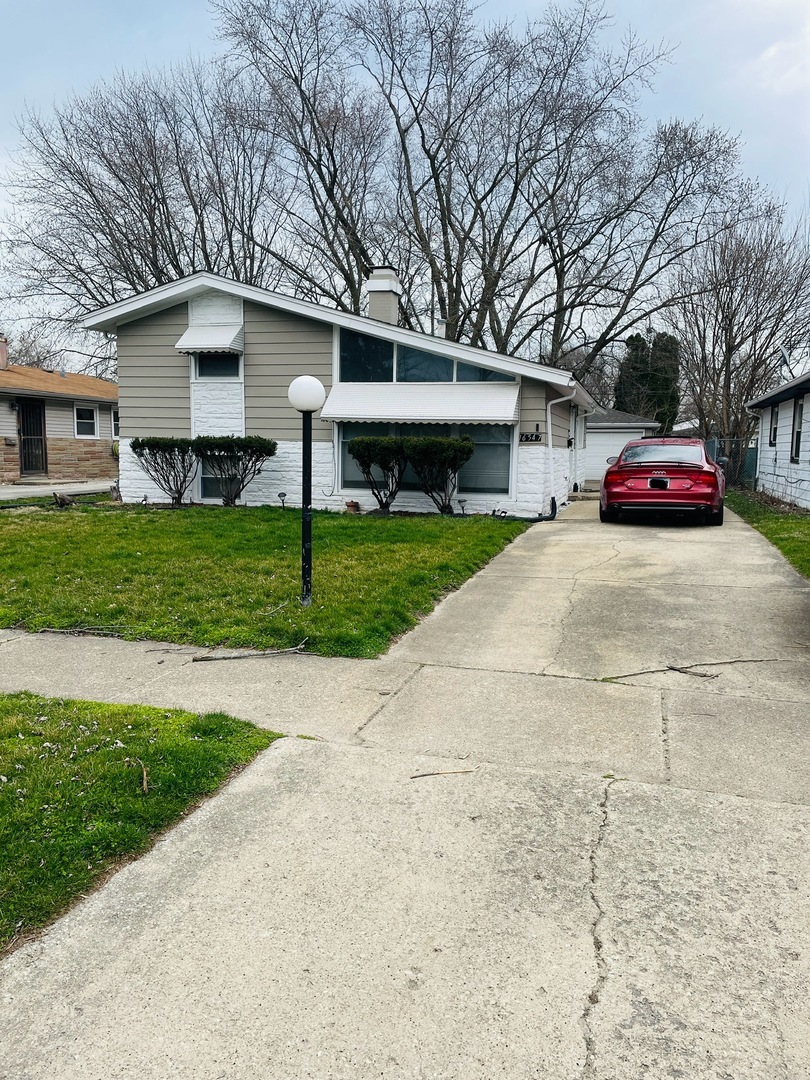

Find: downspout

[543,383,577,516]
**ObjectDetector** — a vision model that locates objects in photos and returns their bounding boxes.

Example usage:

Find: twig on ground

[191,639,308,662]
[666,665,719,679]
[410,765,481,780]
[610,657,787,680]
[135,757,149,794]
[35,626,142,637]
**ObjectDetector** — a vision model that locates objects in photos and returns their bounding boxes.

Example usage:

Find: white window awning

[320,383,520,424]
[175,324,244,353]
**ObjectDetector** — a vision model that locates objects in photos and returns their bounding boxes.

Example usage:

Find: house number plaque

[519,433,543,442]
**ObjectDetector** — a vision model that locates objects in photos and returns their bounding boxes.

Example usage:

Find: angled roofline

[746,371,810,410]
[81,272,597,409]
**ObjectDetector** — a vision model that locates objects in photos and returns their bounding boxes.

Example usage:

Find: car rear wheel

[706,502,724,526]
[599,505,617,523]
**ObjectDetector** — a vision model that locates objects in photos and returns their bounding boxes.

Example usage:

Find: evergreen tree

[614,331,680,432]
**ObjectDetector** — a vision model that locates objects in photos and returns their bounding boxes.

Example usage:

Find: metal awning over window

[320,383,520,424]
[175,324,244,353]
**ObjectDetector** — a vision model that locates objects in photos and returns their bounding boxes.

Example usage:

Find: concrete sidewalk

[0,479,113,501]
[1,504,808,1078]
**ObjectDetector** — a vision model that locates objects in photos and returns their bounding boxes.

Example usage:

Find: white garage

[585,409,660,484]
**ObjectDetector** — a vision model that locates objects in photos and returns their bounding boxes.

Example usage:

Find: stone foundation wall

[45,438,119,481]
[1,439,20,483]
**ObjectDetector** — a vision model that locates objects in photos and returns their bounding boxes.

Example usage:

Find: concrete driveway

[0,503,808,1079]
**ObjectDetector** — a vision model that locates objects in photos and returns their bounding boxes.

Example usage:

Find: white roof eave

[82,271,595,405]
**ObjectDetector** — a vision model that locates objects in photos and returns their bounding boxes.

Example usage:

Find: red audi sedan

[599,438,726,525]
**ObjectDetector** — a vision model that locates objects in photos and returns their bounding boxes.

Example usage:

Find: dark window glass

[75,407,96,436]
[197,352,240,378]
[457,362,515,383]
[397,347,454,382]
[620,444,703,464]
[112,409,120,438]
[458,424,511,493]
[340,330,393,382]
[791,397,803,463]
[769,404,779,446]
[341,422,391,488]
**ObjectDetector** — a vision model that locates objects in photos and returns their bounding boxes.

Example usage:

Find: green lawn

[0,505,527,656]
[0,692,278,949]
[726,491,810,579]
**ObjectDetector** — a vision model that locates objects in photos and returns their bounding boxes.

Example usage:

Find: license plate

[648,477,669,490]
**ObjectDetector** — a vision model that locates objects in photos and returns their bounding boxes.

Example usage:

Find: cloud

[750,17,810,96]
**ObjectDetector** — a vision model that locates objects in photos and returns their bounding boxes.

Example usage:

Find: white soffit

[175,324,244,353]
[321,383,520,424]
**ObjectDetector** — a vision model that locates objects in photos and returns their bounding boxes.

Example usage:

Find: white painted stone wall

[191,382,245,438]
[118,438,177,503]
[189,290,243,325]
[120,435,576,517]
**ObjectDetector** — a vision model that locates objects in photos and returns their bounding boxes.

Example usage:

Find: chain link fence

[705,437,757,489]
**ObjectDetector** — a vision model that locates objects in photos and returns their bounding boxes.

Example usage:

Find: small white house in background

[584,408,659,485]
[82,270,598,517]
[747,372,810,509]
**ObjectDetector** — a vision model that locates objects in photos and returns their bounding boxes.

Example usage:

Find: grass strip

[0,505,527,656]
[0,692,279,949]
[726,491,810,579]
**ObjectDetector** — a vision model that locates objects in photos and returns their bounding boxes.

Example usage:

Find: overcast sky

[1,0,808,213]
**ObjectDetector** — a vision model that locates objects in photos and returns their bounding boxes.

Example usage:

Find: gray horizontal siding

[117,304,191,437]
[243,302,333,442]
[550,403,570,447]
[519,381,545,436]
[519,380,572,446]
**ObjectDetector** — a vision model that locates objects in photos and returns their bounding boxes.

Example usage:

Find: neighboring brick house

[82,270,598,516]
[0,338,118,484]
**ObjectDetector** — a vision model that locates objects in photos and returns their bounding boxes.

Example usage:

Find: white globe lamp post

[287,376,327,606]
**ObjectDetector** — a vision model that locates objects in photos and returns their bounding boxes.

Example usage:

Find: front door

[18,399,47,475]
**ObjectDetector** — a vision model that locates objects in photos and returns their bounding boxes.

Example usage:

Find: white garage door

[584,429,645,481]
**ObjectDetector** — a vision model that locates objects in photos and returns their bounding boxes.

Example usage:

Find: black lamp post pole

[301,409,313,607]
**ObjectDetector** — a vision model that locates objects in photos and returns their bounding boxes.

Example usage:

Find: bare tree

[667,203,810,448]
[4,0,749,375]
[3,62,283,344]
[217,0,745,364]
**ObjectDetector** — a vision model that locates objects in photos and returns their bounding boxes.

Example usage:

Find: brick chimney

[366,266,402,325]
[0,336,8,370]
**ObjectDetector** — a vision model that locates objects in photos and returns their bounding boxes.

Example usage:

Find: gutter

[544,383,577,515]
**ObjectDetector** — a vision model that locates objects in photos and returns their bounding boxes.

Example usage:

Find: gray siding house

[83,271,597,516]
[747,373,809,509]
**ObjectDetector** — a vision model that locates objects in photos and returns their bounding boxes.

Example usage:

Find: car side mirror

[718,457,729,468]
[606,456,618,465]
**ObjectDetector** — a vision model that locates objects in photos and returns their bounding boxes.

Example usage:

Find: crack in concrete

[579,777,616,1079]
[539,576,580,676]
[660,690,672,783]
[572,543,623,582]
[353,664,424,737]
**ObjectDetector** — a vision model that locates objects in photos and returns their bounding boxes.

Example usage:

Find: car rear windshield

[620,444,704,465]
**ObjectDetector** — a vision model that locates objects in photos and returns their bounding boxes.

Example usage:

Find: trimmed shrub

[191,435,277,506]
[347,436,408,513]
[402,435,475,514]
[130,437,196,508]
